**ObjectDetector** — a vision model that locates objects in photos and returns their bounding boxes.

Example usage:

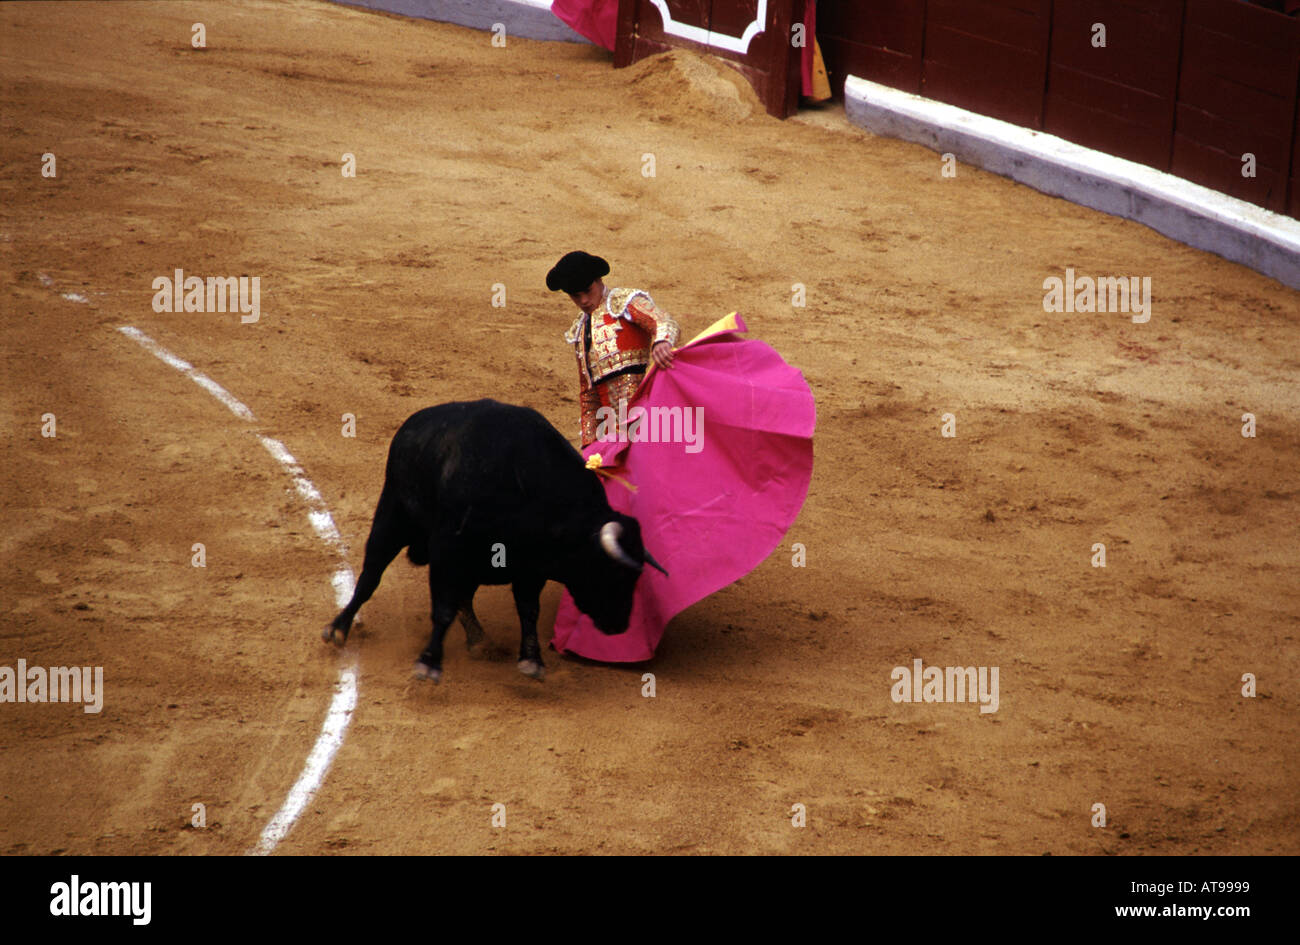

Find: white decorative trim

[844,75,1300,289]
[646,0,768,55]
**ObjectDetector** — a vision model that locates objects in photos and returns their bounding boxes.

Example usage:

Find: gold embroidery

[566,286,682,439]
[563,313,585,345]
[606,287,640,317]
[629,295,680,346]
[591,319,620,348]
[592,349,650,381]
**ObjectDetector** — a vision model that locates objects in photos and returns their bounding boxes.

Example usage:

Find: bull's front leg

[512,574,547,681]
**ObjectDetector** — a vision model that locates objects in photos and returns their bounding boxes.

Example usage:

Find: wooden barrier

[817,0,924,94]
[1174,0,1299,215]
[1044,0,1183,172]
[614,0,804,117]
[814,0,1300,219]
[921,0,1052,129]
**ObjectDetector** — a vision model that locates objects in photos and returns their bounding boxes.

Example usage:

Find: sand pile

[624,48,762,123]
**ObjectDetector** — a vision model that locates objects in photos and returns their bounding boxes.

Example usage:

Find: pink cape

[551,313,816,662]
[550,0,618,51]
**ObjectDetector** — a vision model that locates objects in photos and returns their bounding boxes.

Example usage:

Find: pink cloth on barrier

[801,0,817,97]
[550,313,816,662]
[550,0,618,51]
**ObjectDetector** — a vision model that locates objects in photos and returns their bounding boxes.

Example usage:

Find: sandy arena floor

[1,0,1297,855]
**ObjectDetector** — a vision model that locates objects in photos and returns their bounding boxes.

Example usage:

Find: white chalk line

[117,326,256,422]
[250,664,359,856]
[41,272,97,305]
[115,325,358,855]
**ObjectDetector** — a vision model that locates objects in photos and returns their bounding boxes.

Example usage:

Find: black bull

[322,400,666,682]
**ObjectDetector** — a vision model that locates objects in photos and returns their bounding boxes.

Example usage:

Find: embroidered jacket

[564,286,680,443]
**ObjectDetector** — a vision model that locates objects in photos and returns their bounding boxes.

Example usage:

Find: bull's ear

[607,512,643,546]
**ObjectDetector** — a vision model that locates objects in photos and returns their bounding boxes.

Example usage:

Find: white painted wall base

[844,75,1300,290]
[332,0,591,44]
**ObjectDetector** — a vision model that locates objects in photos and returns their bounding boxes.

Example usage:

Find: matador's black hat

[546,251,609,294]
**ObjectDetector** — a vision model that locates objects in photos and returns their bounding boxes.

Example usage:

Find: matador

[547,251,681,447]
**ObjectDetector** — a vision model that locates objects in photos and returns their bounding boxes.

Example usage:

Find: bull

[322,399,666,682]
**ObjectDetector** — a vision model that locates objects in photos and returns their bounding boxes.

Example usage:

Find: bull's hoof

[321,623,347,646]
[412,661,442,684]
[517,659,546,681]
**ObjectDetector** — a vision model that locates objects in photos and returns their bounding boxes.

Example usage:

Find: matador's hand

[652,341,675,369]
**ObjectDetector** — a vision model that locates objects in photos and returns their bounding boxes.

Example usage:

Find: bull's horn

[643,549,669,577]
[599,521,642,571]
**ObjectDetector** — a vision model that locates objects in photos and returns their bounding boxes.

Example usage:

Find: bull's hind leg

[322,491,406,646]
[512,574,547,681]
[458,601,486,650]
[414,575,472,684]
